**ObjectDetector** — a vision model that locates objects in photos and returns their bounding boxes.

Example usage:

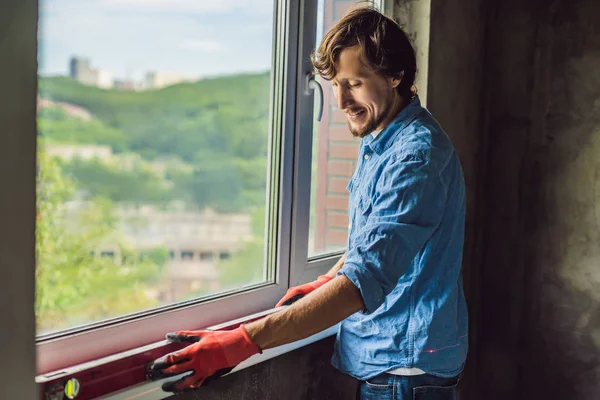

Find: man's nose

[334,86,352,111]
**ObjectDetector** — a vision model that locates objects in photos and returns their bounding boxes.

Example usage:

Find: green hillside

[37,73,272,212]
[36,74,272,331]
[39,73,271,160]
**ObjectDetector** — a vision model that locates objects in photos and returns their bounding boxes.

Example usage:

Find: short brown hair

[311,6,417,100]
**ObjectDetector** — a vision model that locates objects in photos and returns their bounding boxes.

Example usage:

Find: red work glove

[146,325,261,393]
[275,275,333,307]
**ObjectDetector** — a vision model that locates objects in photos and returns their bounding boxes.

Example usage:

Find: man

[148,7,468,399]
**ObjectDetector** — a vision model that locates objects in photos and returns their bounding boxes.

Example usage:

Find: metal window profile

[287,0,321,289]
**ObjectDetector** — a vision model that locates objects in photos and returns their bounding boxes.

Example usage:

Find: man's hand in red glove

[146,325,261,394]
[275,275,333,307]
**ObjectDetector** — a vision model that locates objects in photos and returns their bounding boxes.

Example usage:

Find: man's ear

[389,71,404,89]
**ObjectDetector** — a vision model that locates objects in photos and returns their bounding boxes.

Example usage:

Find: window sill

[37,307,339,400]
[102,324,338,400]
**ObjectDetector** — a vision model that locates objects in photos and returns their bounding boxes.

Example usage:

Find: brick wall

[312,0,362,254]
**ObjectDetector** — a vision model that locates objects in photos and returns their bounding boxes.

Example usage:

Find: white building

[65,201,254,300]
[143,71,194,90]
[96,68,114,89]
[69,57,114,89]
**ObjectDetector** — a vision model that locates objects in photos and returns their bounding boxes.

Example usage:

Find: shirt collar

[370,129,382,140]
[362,95,423,155]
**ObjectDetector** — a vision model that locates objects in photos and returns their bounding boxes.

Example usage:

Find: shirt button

[364,153,370,160]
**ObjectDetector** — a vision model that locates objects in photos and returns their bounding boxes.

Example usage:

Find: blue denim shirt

[331,96,468,380]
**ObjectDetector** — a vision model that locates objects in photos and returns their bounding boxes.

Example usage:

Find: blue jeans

[359,373,460,400]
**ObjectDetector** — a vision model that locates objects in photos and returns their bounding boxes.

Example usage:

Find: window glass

[36,0,275,334]
[308,0,367,257]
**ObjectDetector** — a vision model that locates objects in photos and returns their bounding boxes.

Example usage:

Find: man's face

[331,46,400,138]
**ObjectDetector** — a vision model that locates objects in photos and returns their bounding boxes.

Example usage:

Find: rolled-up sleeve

[338,152,446,314]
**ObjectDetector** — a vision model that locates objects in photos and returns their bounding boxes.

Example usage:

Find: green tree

[35,71,278,331]
[62,157,172,204]
[217,207,267,288]
[36,152,165,333]
[38,74,272,213]
[187,151,244,212]
[38,72,271,164]
[38,105,130,152]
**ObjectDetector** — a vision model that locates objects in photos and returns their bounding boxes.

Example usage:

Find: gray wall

[411,0,600,398]
[0,0,39,399]
[4,0,600,399]
[423,0,487,397]
[475,0,600,398]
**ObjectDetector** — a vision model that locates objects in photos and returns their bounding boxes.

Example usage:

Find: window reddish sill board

[36,283,286,374]
[36,309,278,400]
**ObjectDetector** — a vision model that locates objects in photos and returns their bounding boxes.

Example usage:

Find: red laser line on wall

[422,334,468,353]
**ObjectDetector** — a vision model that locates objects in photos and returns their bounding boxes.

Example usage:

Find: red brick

[328,124,355,141]
[329,177,350,194]
[331,108,348,124]
[326,229,348,246]
[327,160,354,177]
[326,195,349,211]
[329,143,359,159]
[327,212,349,229]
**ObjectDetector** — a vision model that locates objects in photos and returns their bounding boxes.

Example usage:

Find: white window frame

[35,0,350,375]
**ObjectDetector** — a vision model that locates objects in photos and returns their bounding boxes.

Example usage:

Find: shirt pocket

[357,193,372,216]
[351,193,372,236]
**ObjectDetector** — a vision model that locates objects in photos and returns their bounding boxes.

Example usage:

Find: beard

[347,108,387,138]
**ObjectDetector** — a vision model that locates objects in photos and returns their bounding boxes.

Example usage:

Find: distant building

[96,68,114,89]
[68,56,194,91]
[113,79,138,91]
[144,71,193,90]
[69,57,93,83]
[66,203,254,301]
[69,56,114,89]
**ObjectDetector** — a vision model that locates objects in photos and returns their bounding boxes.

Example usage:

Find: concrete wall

[476,0,600,398]
[420,0,488,397]
[392,0,431,106]
[399,0,600,399]
[4,0,598,398]
[0,0,39,399]
[170,336,359,400]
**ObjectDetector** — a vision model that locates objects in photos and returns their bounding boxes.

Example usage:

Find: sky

[38,0,281,80]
